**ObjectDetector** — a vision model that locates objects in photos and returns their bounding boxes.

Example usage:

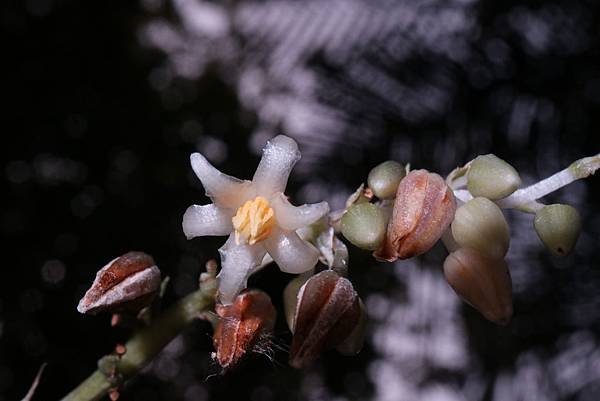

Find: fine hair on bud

[213,289,277,370]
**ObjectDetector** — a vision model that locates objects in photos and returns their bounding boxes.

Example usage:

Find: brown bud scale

[77,251,161,315]
[289,270,360,368]
[213,289,276,370]
[443,247,513,325]
[375,169,456,261]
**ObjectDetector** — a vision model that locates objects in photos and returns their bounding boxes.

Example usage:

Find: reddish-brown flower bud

[213,289,276,370]
[374,169,456,262]
[443,247,513,325]
[289,270,360,368]
[77,251,161,315]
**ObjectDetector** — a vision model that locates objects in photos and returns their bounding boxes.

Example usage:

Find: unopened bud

[367,161,406,200]
[374,169,456,261]
[341,203,387,251]
[77,252,161,315]
[283,272,312,332]
[443,247,513,325]
[467,154,521,200]
[451,197,509,260]
[335,298,367,355]
[289,270,360,368]
[534,204,581,256]
[213,289,276,370]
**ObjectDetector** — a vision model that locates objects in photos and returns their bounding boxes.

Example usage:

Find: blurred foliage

[2,0,600,400]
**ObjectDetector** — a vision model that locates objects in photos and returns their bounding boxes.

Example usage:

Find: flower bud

[341,203,387,251]
[374,169,456,261]
[451,197,509,260]
[534,204,581,256]
[77,252,161,315]
[367,161,406,199]
[443,247,512,325]
[467,154,521,200]
[335,298,367,355]
[289,270,360,368]
[283,272,312,332]
[213,289,276,370]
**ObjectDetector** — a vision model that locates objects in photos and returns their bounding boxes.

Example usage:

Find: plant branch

[453,154,600,211]
[60,285,215,401]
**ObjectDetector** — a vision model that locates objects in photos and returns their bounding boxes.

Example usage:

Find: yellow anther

[232,197,275,245]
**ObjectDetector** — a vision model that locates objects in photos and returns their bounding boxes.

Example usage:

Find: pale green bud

[341,203,387,250]
[283,272,312,333]
[467,154,521,200]
[367,161,406,199]
[451,197,510,260]
[534,204,581,256]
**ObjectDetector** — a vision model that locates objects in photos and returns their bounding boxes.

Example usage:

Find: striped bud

[213,289,276,370]
[534,204,581,256]
[367,161,406,200]
[374,169,456,261]
[77,252,161,315]
[443,248,513,325]
[467,154,521,200]
[335,298,367,355]
[451,197,510,260]
[289,270,360,368]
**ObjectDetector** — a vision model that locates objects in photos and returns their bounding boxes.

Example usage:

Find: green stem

[61,288,215,401]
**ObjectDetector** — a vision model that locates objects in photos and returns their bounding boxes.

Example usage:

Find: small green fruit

[467,154,521,200]
[341,203,387,250]
[534,204,581,256]
[367,161,405,200]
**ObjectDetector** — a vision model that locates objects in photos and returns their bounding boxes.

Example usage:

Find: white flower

[183,135,330,304]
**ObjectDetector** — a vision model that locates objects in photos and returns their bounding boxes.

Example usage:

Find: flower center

[232,196,275,245]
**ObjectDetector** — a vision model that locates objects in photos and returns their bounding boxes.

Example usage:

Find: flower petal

[190,153,254,208]
[264,227,319,274]
[271,193,329,231]
[217,235,267,305]
[182,204,234,239]
[252,135,301,196]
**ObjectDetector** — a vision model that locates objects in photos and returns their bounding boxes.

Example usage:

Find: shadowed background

[2,0,600,400]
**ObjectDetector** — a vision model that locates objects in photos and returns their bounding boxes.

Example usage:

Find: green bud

[451,197,510,260]
[367,161,406,199]
[467,154,521,200]
[534,204,581,256]
[341,203,387,250]
[283,272,312,333]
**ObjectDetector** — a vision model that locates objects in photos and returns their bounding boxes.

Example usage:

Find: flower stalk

[453,153,599,212]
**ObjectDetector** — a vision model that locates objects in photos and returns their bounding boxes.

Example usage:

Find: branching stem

[60,286,215,401]
[453,154,599,212]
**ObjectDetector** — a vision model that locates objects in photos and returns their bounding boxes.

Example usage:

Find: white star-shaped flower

[183,135,330,304]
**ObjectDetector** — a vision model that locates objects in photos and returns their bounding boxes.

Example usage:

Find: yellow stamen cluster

[232,197,275,245]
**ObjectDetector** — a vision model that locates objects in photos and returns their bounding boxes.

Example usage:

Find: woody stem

[60,286,215,401]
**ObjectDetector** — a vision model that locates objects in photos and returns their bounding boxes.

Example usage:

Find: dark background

[2,0,600,400]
